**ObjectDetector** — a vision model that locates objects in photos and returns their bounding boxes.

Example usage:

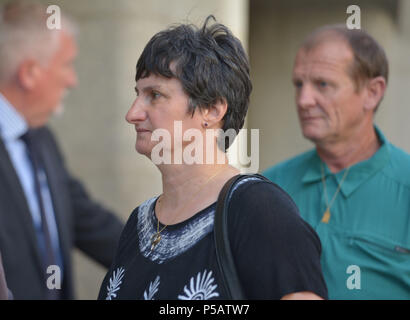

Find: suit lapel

[0,137,45,274]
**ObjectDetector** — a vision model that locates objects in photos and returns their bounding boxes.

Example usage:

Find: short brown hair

[301,24,389,91]
[136,15,252,150]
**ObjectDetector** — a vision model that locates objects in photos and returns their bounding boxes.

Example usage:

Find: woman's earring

[203,122,208,128]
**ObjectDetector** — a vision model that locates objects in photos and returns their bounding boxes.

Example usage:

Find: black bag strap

[214,173,272,300]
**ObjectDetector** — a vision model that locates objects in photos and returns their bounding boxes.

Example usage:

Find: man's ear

[201,99,228,129]
[17,60,42,90]
[364,76,386,112]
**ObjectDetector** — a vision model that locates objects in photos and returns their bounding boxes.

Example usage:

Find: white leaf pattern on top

[178,270,219,300]
[143,275,160,300]
[137,197,215,264]
[105,267,125,300]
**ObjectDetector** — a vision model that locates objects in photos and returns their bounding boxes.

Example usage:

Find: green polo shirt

[263,127,410,299]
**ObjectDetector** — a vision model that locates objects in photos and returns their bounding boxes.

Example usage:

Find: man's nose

[296,84,316,110]
[125,97,147,124]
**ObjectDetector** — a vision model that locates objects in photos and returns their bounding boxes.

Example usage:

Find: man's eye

[151,91,161,99]
[318,81,328,88]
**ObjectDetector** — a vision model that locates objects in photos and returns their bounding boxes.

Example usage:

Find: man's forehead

[50,31,77,64]
[293,40,353,75]
[60,32,77,51]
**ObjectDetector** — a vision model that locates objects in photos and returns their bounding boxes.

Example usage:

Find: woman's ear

[201,99,228,129]
[363,76,386,112]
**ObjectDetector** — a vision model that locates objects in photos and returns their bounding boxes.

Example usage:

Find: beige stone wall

[249,0,410,172]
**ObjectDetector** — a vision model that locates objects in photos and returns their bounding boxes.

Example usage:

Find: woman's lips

[136,128,151,133]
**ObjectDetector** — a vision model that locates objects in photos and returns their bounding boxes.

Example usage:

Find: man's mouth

[300,115,322,121]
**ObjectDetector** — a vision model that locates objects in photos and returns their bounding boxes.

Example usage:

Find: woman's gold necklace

[150,168,225,251]
[320,162,350,224]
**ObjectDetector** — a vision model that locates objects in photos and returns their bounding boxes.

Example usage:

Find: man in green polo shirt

[263,25,410,299]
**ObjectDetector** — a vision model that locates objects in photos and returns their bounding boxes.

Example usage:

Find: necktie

[20,130,60,299]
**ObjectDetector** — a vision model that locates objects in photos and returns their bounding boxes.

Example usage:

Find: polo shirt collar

[0,92,28,141]
[302,126,390,197]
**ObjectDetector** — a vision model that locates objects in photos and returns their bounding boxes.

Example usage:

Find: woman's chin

[135,142,152,158]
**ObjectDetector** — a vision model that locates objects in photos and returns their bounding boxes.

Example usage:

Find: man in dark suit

[0,0,124,299]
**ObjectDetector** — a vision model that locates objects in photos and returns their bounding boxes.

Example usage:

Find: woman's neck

[156,162,239,225]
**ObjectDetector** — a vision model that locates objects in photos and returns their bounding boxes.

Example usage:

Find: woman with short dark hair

[98,16,327,300]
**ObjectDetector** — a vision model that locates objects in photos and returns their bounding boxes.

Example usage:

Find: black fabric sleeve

[227,180,328,299]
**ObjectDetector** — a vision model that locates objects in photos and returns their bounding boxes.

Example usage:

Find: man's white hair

[0,0,77,83]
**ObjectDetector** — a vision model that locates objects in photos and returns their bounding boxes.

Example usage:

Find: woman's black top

[98,176,328,300]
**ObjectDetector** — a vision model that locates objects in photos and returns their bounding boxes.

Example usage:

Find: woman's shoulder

[226,174,316,238]
[228,174,299,213]
[227,174,322,256]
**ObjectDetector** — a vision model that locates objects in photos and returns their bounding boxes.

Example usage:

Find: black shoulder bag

[213,173,272,300]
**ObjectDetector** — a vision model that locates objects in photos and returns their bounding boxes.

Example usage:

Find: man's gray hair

[0,0,77,83]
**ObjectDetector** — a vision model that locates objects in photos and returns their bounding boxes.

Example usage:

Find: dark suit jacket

[0,252,9,300]
[0,126,124,299]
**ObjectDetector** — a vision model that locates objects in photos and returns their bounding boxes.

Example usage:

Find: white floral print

[143,275,160,300]
[105,267,125,300]
[178,270,219,300]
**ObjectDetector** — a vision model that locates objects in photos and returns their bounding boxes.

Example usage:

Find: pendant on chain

[151,233,161,251]
[321,209,331,224]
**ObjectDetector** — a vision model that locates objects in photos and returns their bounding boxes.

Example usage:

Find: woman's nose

[125,97,147,124]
